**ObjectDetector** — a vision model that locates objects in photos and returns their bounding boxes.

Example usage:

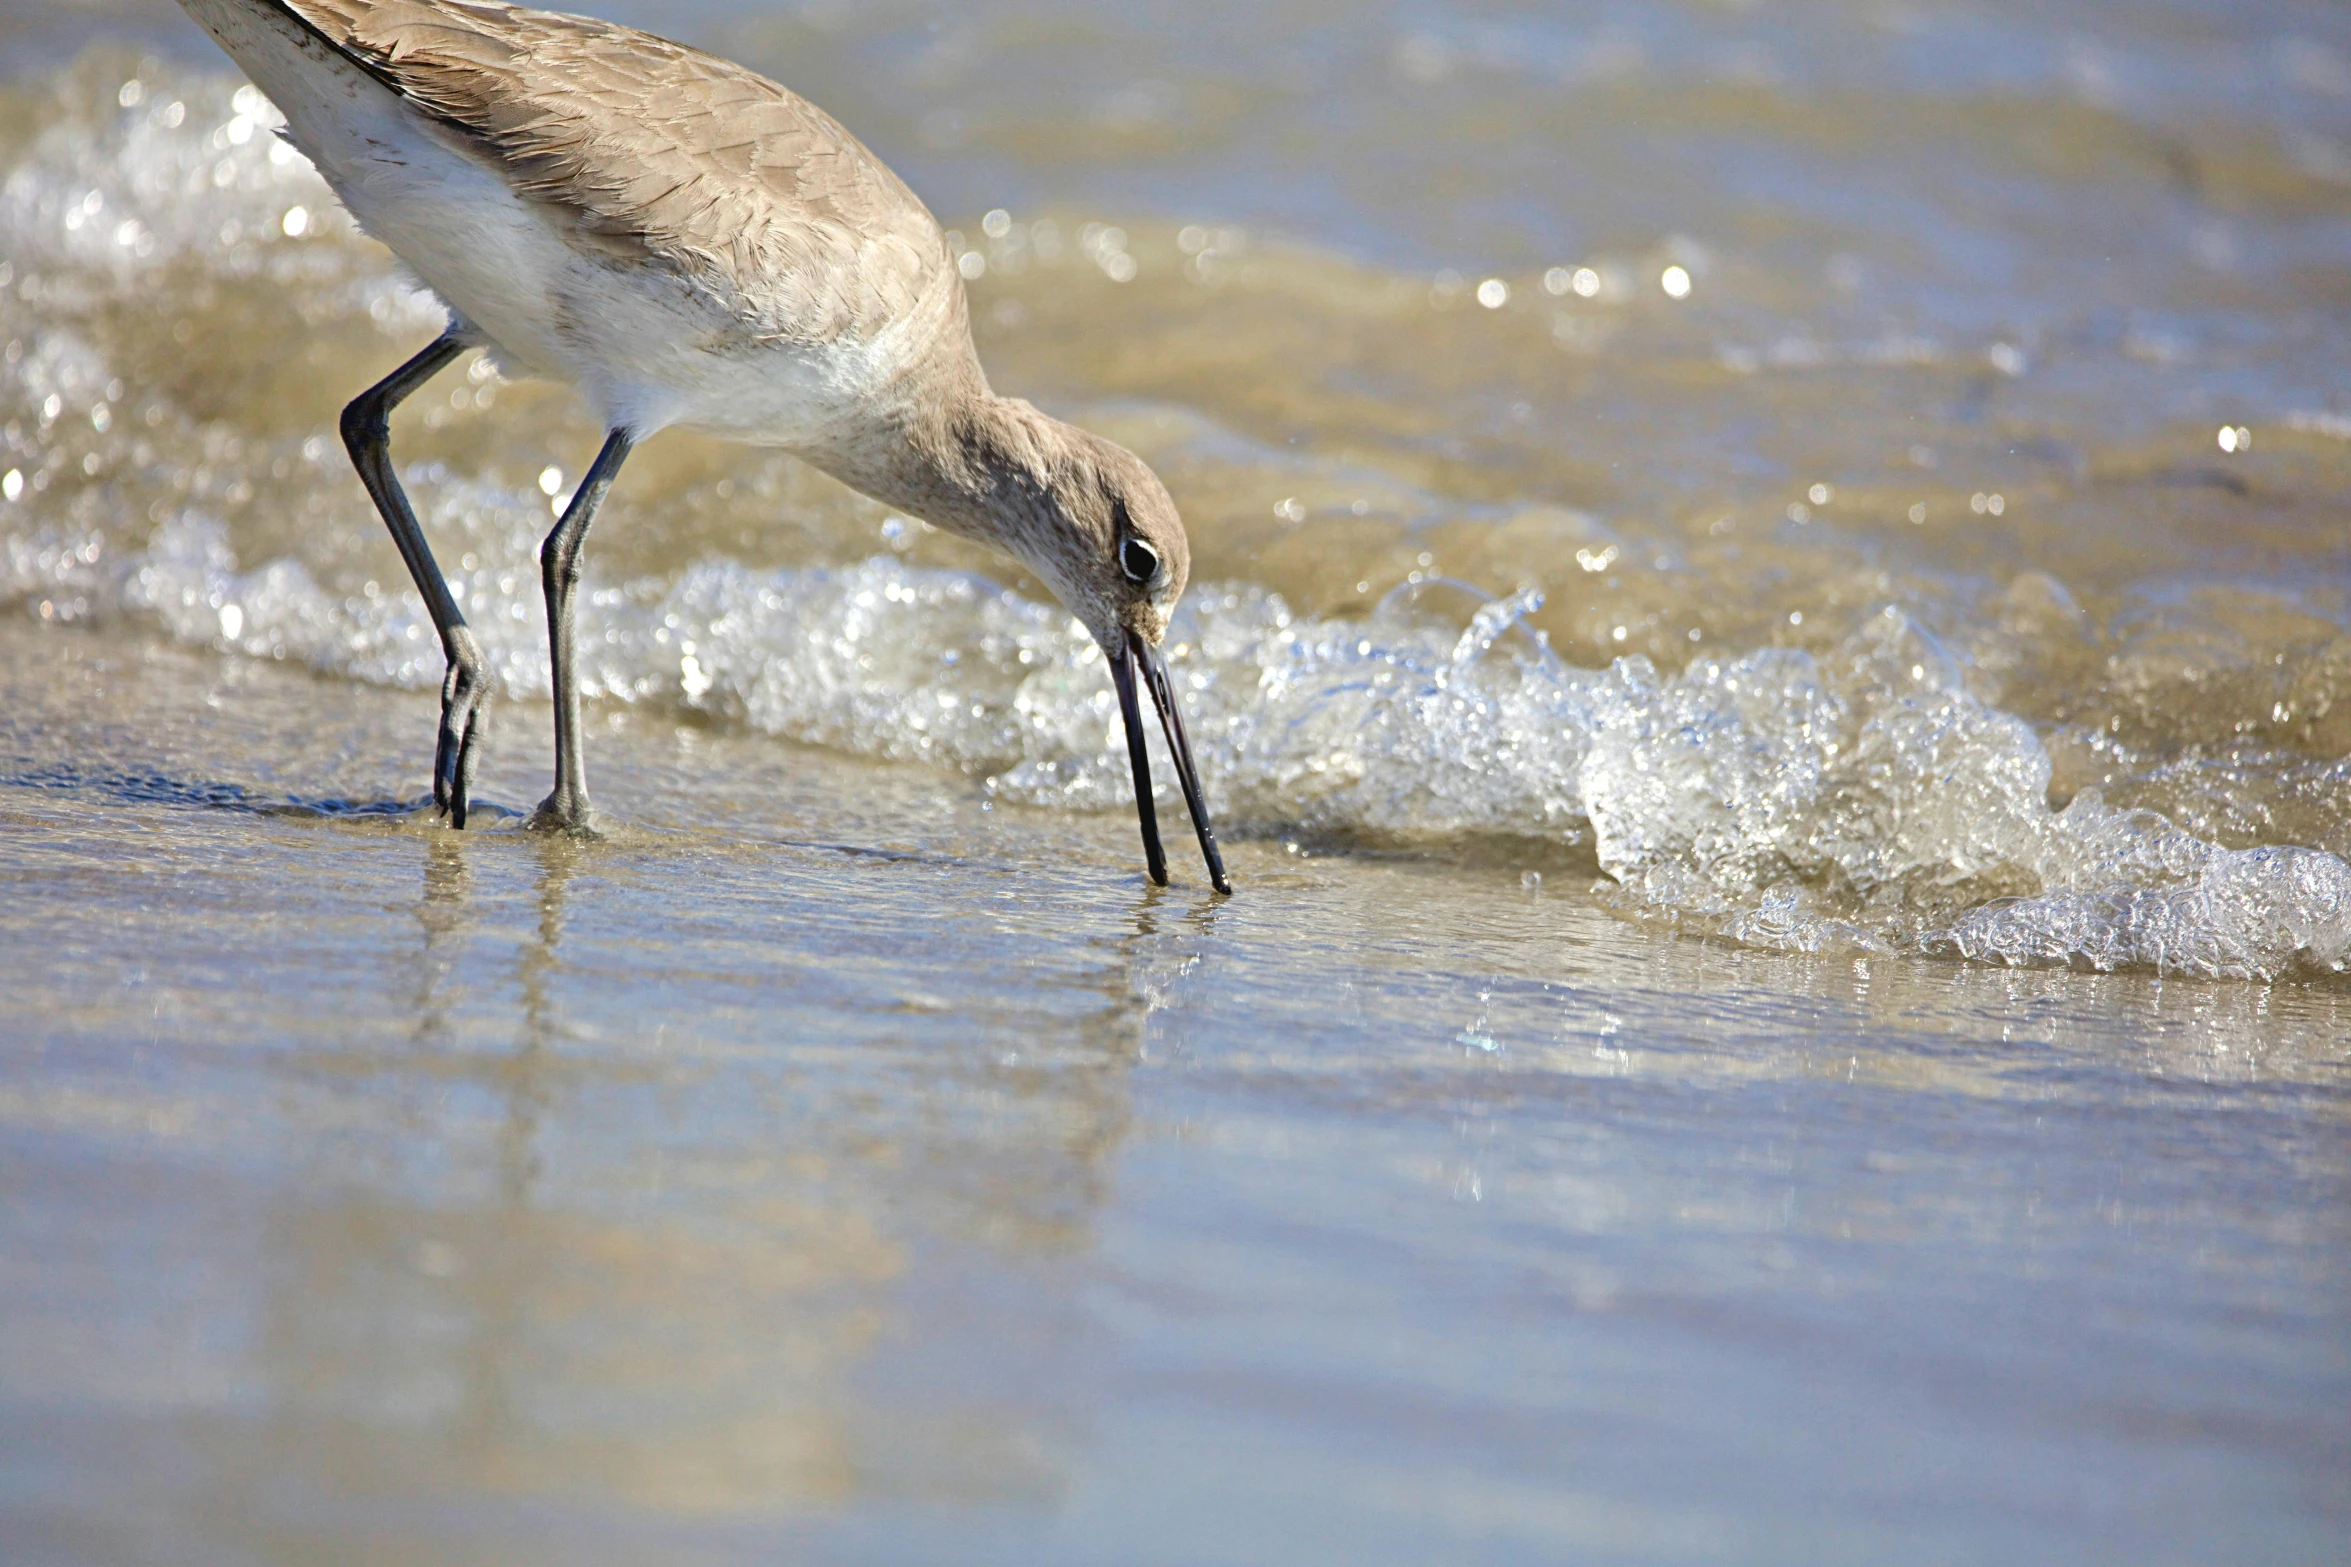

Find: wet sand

[6,622,2349,1563]
[4,0,2351,1558]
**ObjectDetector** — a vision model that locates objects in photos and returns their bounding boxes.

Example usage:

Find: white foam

[5,58,2348,981]
[92,504,2349,976]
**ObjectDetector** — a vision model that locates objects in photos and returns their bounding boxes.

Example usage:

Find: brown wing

[277,0,948,343]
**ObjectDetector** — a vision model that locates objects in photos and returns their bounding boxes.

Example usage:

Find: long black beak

[1111,629,1232,895]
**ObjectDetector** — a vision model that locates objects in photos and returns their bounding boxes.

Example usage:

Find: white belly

[178,0,901,446]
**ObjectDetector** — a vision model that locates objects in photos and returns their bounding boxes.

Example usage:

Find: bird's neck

[823,381,1097,579]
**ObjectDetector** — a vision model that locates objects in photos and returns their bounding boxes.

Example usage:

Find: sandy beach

[3,0,2348,1559]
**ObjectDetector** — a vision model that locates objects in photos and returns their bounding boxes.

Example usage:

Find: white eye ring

[1120,537,1160,585]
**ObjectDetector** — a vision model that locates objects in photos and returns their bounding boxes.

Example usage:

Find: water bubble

[1660,265,1692,299]
[1573,267,1602,298]
[1476,278,1509,308]
[981,208,1012,238]
[2217,425,2250,453]
[280,206,308,237]
[1808,482,1833,505]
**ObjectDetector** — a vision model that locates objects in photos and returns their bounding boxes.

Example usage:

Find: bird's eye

[1119,537,1160,585]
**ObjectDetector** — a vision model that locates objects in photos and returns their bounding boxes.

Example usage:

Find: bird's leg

[339,330,487,824]
[529,429,634,836]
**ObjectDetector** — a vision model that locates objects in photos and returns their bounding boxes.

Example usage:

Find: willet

[173,0,1231,894]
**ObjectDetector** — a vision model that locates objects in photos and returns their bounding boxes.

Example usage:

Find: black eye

[1119,537,1160,585]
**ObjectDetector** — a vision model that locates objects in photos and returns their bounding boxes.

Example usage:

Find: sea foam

[3,56,2347,980]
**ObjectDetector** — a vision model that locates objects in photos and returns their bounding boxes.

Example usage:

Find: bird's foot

[434,632,488,828]
[527,786,599,838]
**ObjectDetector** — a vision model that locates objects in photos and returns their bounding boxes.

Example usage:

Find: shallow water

[2,0,2349,1559]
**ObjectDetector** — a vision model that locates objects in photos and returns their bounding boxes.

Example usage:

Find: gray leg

[529,429,634,834]
[339,330,489,825]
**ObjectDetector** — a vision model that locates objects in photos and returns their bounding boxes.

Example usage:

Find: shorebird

[173,0,1231,893]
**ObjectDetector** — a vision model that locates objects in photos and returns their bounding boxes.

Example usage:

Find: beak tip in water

[1123,629,1233,898]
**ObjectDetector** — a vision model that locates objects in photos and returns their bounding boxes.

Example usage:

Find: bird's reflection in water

[242,835,1229,1530]
[449,833,569,1482]
[407,835,473,1052]
[1113,882,1223,1061]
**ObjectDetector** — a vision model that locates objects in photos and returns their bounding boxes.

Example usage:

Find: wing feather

[275,0,948,344]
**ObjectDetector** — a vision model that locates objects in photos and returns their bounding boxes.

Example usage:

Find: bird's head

[1036,428,1191,653]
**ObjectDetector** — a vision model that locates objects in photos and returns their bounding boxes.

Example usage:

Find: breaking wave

[4,53,2348,980]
